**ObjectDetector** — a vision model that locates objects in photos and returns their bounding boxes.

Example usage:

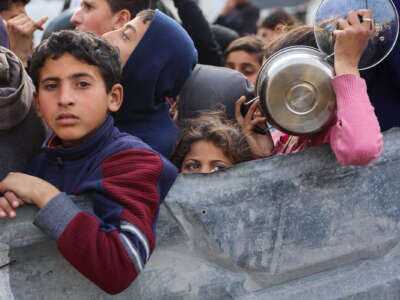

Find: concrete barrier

[1,129,400,300]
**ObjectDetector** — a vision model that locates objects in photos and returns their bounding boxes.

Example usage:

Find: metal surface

[256,46,336,135]
[314,0,400,70]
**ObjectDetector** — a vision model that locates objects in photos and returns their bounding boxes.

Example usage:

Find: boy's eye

[44,83,57,90]
[77,81,90,88]
[122,31,129,41]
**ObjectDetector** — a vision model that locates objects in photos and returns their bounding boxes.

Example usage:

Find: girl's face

[181,140,233,173]
[225,50,261,85]
[71,0,117,36]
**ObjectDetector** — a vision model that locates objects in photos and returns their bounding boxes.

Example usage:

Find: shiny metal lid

[314,0,399,70]
[256,46,336,135]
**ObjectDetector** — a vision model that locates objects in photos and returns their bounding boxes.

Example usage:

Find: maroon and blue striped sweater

[27,116,178,294]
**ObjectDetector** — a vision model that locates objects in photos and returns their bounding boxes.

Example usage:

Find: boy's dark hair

[136,9,155,24]
[224,35,265,65]
[29,30,121,93]
[0,0,30,11]
[260,9,296,30]
[106,0,152,19]
[264,25,317,58]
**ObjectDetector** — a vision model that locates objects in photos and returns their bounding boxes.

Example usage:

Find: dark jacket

[28,116,178,294]
[178,64,254,121]
[114,10,197,158]
[0,15,8,48]
[215,2,260,36]
[360,0,400,131]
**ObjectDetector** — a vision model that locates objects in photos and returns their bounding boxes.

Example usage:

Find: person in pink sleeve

[235,10,383,166]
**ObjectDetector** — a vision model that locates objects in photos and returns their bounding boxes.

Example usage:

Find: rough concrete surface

[1,129,400,299]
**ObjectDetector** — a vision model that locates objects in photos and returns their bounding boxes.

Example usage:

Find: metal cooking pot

[254,0,399,135]
[255,46,336,135]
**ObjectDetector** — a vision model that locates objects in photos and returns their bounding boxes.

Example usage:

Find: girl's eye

[243,69,256,76]
[184,163,200,171]
[213,165,226,172]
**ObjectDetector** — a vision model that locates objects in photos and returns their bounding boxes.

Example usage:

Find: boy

[0,30,178,294]
[224,35,264,85]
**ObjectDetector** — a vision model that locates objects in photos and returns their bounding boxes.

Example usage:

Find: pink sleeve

[326,74,383,166]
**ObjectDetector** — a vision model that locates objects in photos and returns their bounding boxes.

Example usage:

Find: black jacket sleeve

[174,0,224,66]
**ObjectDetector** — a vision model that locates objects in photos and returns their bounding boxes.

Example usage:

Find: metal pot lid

[314,0,399,70]
[255,46,336,135]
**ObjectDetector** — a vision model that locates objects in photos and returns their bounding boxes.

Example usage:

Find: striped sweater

[27,116,178,294]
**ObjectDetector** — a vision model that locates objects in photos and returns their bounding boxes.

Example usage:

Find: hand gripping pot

[254,0,399,135]
[255,46,336,135]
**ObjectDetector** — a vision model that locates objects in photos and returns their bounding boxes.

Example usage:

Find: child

[102,9,197,157]
[236,10,383,166]
[224,35,264,85]
[171,111,253,173]
[0,30,178,294]
[257,9,296,43]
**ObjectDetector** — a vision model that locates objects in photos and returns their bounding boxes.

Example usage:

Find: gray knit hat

[0,46,33,132]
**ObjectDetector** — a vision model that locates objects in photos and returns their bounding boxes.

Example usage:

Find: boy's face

[225,50,261,85]
[71,0,117,36]
[34,53,122,147]
[102,16,151,67]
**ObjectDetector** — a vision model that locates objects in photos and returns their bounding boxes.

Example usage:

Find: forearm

[328,74,382,166]
[174,0,223,66]
[33,192,151,294]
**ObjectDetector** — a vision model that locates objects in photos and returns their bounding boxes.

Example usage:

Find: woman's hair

[0,0,30,12]
[224,35,265,65]
[264,25,317,58]
[260,9,296,30]
[171,111,253,169]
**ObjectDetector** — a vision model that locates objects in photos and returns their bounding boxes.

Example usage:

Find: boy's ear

[112,9,131,30]
[107,83,123,112]
[33,92,43,117]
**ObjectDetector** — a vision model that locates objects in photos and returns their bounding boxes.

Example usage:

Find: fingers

[245,99,262,122]
[34,16,48,31]
[4,192,24,209]
[0,196,16,218]
[234,96,246,123]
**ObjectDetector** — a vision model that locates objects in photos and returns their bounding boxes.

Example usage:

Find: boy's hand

[333,9,375,76]
[0,191,24,219]
[235,96,274,158]
[0,172,60,212]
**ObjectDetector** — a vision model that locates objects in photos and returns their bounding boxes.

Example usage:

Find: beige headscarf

[0,46,33,132]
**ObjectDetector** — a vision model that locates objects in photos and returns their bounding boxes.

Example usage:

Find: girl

[236,10,383,166]
[171,111,253,173]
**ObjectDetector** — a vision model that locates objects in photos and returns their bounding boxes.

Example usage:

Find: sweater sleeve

[33,149,178,294]
[325,74,383,166]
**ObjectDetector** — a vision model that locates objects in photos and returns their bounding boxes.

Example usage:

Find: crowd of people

[0,0,397,295]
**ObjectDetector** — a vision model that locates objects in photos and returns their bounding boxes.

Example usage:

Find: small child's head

[71,0,150,36]
[171,111,253,173]
[263,25,317,59]
[29,30,123,147]
[224,35,265,85]
[257,9,296,43]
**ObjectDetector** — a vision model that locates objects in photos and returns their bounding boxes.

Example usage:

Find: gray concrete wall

[1,129,400,300]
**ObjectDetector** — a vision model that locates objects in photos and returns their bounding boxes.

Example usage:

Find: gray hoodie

[0,46,47,180]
